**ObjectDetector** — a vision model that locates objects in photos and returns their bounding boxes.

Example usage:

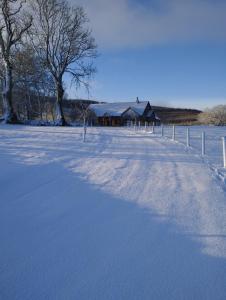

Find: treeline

[152,106,201,125]
[0,94,98,125]
[0,0,97,125]
[153,105,226,125]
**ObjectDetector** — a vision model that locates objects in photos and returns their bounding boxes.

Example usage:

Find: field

[152,106,201,124]
[0,124,226,299]
[152,125,226,171]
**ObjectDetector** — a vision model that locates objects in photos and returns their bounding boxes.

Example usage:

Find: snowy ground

[158,125,226,169]
[0,124,226,300]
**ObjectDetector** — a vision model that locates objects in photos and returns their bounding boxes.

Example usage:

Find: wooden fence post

[152,122,155,133]
[172,125,175,141]
[186,127,190,147]
[223,137,226,168]
[83,121,87,142]
[161,125,164,137]
[202,132,205,156]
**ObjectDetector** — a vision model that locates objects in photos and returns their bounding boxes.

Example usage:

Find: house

[88,98,160,126]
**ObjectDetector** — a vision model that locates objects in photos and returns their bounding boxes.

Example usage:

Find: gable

[122,108,140,118]
[89,101,150,117]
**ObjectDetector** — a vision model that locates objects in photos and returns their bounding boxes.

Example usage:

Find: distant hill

[152,106,202,124]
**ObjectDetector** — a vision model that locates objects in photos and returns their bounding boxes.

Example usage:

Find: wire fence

[129,122,226,169]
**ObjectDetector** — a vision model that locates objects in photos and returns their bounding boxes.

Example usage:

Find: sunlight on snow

[1,125,226,259]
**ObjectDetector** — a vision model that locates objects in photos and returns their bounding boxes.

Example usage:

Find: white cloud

[69,0,226,49]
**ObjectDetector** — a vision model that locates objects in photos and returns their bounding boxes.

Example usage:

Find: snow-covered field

[0,124,226,300]
[157,125,226,169]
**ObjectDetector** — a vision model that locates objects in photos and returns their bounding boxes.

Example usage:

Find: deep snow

[0,124,226,300]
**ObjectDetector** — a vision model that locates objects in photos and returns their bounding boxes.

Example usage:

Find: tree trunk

[55,81,67,126]
[2,63,18,123]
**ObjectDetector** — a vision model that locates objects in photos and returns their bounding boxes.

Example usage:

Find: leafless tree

[29,0,97,126]
[0,0,32,123]
[13,46,55,121]
[199,105,226,125]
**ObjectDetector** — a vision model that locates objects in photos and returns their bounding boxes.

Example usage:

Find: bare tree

[0,0,32,123]
[13,46,55,121]
[199,105,226,125]
[29,0,97,126]
[79,102,88,142]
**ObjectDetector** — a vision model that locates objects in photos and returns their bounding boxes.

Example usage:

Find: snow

[89,101,149,117]
[154,125,226,180]
[0,124,226,299]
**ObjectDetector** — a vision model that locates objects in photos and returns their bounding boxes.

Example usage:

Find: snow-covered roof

[89,101,149,117]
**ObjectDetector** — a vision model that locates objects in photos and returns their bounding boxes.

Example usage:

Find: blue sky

[67,0,226,110]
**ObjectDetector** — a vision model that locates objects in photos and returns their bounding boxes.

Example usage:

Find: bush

[199,105,226,125]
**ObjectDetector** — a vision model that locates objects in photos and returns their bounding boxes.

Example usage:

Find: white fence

[130,122,226,169]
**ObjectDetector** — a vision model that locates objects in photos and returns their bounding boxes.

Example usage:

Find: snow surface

[0,124,226,300]
[153,125,226,178]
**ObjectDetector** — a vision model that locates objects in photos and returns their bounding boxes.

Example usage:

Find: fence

[129,122,226,169]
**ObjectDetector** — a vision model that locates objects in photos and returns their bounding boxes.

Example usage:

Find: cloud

[69,0,226,49]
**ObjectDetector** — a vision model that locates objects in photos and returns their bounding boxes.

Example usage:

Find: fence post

[186,127,190,147]
[83,121,87,142]
[138,121,141,130]
[145,121,147,131]
[202,132,205,156]
[152,122,155,133]
[161,125,164,137]
[172,125,175,141]
[223,137,226,168]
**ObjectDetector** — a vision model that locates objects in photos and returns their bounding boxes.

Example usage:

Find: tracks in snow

[1,126,226,257]
[74,128,226,258]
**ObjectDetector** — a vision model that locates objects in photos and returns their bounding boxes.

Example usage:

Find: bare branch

[28,0,97,125]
